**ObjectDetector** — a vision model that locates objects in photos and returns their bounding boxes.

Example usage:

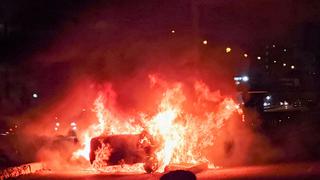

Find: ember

[73,75,242,173]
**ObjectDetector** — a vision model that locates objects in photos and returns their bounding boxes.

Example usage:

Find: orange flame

[73,75,242,172]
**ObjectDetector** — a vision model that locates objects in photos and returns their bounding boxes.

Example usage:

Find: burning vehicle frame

[89,131,159,173]
[69,77,243,173]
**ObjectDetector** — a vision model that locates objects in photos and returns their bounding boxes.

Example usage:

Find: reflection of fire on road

[72,74,243,173]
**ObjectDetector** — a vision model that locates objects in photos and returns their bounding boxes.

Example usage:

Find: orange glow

[72,75,242,172]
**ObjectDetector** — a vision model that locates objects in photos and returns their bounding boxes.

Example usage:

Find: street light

[32,93,38,98]
[242,76,249,82]
[226,47,231,53]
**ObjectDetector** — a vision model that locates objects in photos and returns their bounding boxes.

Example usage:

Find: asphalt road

[17,162,320,180]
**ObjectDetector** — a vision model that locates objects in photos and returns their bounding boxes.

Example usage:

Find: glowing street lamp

[226,47,232,53]
[32,93,38,98]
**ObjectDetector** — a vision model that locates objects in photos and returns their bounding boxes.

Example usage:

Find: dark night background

[1,0,320,172]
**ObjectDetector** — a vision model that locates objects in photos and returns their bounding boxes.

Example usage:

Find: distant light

[54,127,58,131]
[234,76,249,82]
[202,40,208,45]
[272,44,276,48]
[284,101,288,106]
[72,126,77,130]
[257,56,261,60]
[82,108,86,112]
[273,60,277,63]
[280,102,284,106]
[235,81,240,85]
[55,122,60,127]
[243,53,248,58]
[32,93,38,98]
[283,63,286,67]
[263,102,268,107]
[70,122,76,126]
[242,76,249,82]
[171,30,175,34]
[291,65,295,69]
[266,95,271,100]
[283,48,287,52]
[226,47,232,53]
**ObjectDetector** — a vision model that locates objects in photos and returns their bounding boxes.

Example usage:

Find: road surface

[17,162,320,180]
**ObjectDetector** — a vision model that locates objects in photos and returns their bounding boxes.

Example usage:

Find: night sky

[1,0,320,64]
[1,0,320,112]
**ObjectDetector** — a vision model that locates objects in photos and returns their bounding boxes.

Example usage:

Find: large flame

[73,75,242,172]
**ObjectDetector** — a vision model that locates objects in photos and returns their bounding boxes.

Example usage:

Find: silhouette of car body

[89,131,158,173]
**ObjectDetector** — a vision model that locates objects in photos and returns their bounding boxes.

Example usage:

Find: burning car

[89,131,159,173]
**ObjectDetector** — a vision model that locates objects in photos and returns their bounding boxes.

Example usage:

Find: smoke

[207,108,281,167]
[10,1,280,170]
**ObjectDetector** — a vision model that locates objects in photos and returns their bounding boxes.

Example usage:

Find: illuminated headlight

[234,77,242,81]
[280,101,289,106]
[242,76,249,82]
[263,102,270,107]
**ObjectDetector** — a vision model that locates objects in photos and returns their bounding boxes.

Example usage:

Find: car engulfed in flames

[90,131,159,173]
[71,75,243,173]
